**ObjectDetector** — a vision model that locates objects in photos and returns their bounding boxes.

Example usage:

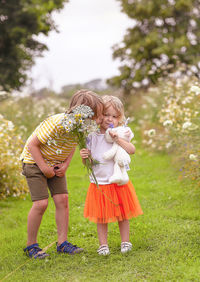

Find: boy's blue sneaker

[24,243,49,259]
[57,241,83,255]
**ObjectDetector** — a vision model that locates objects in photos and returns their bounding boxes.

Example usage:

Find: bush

[139,75,200,185]
[0,115,28,199]
[0,95,68,140]
[0,93,69,199]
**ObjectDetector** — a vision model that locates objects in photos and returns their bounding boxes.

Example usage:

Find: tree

[108,0,200,93]
[0,0,68,91]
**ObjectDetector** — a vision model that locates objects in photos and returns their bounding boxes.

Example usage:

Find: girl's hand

[109,129,135,154]
[80,148,90,159]
[41,166,55,178]
[53,163,67,177]
[109,129,131,142]
[109,131,119,142]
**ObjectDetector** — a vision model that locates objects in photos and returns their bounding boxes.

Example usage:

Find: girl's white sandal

[121,242,132,253]
[97,245,110,255]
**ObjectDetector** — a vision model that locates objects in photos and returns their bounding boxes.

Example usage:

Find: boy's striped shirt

[20,113,77,166]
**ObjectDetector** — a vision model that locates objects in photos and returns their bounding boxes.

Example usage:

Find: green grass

[1,147,200,281]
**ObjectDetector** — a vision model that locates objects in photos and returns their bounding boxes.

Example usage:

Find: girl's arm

[109,131,135,155]
[54,147,76,177]
[116,138,135,154]
[28,134,55,178]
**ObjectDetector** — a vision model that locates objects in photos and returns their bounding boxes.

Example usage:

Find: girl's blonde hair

[67,89,104,118]
[102,95,125,125]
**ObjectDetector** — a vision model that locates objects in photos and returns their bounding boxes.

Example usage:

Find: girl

[80,95,143,255]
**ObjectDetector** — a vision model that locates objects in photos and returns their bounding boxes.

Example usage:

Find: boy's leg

[53,194,69,245]
[118,219,130,242]
[27,199,48,246]
[25,199,49,259]
[49,177,83,254]
[22,163,50,246]
[54,193,83,254]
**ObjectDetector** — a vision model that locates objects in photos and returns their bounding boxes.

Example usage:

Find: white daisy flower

[190,85,200,96]
[182,121,192,129]
[163,120,173,127]
[189,154,197,161]
[147,129,156,137]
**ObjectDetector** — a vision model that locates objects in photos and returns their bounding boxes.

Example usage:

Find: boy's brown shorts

[22,163,68,202]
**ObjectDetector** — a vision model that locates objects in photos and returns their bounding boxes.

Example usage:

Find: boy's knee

[33,199,48,213]
[54,194,68,208]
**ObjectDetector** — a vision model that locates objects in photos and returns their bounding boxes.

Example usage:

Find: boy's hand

[80,148,90,159]
[41,166,55,178]
[53,163,67,177]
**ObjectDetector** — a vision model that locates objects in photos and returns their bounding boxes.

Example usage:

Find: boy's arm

[28,134,55,178]
[54,148,76,177]
[63,147,76,169]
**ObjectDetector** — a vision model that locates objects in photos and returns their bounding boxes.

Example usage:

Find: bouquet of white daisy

[61,105,99,186]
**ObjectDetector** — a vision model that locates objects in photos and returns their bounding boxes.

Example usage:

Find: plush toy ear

[115,126,132,142]
[105,128,114,143]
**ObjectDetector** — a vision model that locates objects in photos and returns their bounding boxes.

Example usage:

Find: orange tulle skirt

[84,181,143,223]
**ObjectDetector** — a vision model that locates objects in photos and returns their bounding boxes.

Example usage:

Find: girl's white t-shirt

[87,128,134,185]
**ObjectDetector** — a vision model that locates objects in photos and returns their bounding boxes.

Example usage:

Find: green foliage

[0,0,68,91]
[108,0,200,91]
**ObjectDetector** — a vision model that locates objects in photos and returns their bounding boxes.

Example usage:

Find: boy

[21,89,103,258]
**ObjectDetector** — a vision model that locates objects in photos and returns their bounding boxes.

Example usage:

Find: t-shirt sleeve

[127,127,134,142]
[86,134,92,150]
[35,118,58,144]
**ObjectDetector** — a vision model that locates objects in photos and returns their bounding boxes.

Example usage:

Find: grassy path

[0,146,200,281]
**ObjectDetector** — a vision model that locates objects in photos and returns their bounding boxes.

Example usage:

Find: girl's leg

[53,194,69,245]
[97,223,108,245]
[97,223,110,255]
[118,219,132,253]
[118,219,130,242]
[27,199,48,246]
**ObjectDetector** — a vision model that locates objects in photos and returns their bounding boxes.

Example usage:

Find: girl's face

[101,105,120,133]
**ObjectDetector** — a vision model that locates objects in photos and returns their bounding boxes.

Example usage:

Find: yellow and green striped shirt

[20,113,77,166]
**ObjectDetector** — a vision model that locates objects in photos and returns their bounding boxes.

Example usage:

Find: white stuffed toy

[103,126,133,185]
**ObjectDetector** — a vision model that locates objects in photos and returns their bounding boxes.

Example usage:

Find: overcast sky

[29,0,133,92]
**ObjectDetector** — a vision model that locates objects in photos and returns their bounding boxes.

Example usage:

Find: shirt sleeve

[35,117,58,144]
[86,134,92,150]
[127,127,134,142]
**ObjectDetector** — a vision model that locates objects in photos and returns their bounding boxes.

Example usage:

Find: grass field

[1,145,200,281]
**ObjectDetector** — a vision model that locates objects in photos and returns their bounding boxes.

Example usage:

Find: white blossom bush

[0,95,67,139]
[0,115,28,199]
[0,93,73,199]
[140,76,200,185]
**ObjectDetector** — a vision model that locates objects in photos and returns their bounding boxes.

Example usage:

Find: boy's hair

[102,95,125,125]
[67,89,104,117]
